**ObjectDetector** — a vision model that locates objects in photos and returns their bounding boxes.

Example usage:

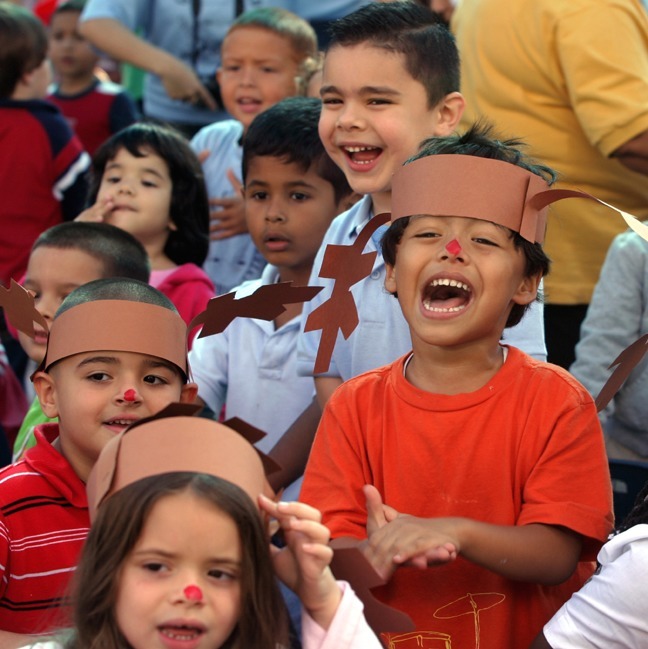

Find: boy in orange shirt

[300,126,613,649]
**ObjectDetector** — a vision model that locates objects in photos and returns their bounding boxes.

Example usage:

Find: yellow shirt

[453,0,648,303]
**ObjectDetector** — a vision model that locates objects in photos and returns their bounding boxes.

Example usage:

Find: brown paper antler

[0,279,48,339]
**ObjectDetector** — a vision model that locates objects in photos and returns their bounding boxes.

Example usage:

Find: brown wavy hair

[66,472,288,649]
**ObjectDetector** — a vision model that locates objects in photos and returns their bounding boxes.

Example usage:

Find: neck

[370,190,392,216]
[406,339,505,395]
[57,74,95,96]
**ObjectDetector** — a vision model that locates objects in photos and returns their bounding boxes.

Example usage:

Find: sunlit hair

[326,2,458,108]
[382,123,554,328]
[0,3,48,98]
[87,122,210,267]
[67,472,288,649]
[33,222,150,284]
[242,96,351,206]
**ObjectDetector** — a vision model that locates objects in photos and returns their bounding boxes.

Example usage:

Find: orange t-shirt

[301,347,613,649]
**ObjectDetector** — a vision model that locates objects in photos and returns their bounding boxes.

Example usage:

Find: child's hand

[362,485,459,580]
[208,170,246,241]
[258,494,342,630]
[74,197,115,223]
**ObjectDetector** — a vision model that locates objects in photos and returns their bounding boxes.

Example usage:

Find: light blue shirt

[191,119,266,294]
[189,264,315,498]
[297,194,547,380]
[80,0,286,126]
[287,0,369,21]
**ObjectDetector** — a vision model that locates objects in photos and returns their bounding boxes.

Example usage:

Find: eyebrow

[74,356,178,373]
[246,179,318,191]
[132,548,242,566]
[105,162,166,180]
[320,84,400,97]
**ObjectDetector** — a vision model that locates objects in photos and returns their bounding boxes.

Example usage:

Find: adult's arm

[612,129,648,175]
[78,18,215,108]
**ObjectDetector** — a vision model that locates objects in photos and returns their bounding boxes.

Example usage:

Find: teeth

[428,278,470,292]
[108,419,134,426]
[422,301,467,313]
[344,146,375,152]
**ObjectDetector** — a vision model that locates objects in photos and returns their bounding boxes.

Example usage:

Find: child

[0,278,197,645]
[189,97,353,499]
[300,128,614,649]
[80,122,216,332]
[571,229,648,461]
[46,0,138,156]
[11,221,150,460]
[296,2,547,409]
[190,7,318,294]
[532,480,648,648]
[32,411,381,649]
[0,2,89,287]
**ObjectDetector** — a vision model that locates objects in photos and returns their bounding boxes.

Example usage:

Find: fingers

[74,197,114,222]
[226,168,243,194]
[364,484,388,536]
[197,149,210,164]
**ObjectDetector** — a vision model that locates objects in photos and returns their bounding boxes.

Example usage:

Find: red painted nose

[123,389,137,402]
[184,585,203,601]
[445,239,461,255]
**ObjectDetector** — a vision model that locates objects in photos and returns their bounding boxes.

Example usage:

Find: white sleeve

[301,581,382,649]
[188,328,228,415]
[543,531,648,648]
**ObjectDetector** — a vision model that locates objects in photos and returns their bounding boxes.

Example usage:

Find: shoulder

[169,264,215,290]
[509,347,595,408]
[327,359,398,406]
[324,195,373,244]
[191,119,242,149]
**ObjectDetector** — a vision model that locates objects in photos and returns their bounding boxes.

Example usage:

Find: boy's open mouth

[343,145,382,165]
[422,278,472,313]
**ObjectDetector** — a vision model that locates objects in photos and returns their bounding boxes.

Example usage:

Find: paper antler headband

[86,403,280,520]
[306,154,648,373]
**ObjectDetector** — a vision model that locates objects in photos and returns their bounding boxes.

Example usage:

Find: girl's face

[115,491,242,649]
[97,148,175,251]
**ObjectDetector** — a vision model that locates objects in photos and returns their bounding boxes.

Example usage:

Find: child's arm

[0,630,41,649]
[258,495,341,630]
[363,486,583,585]
[267,398,321,491]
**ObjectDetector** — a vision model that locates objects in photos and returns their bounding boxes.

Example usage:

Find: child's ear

[32,371,60,419]
[432,91,466,137]
[179,382,199,404]
[513,272,542,306]
[384,263,397,295]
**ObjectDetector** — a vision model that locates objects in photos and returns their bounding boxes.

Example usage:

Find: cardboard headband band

[390,155,551,243]
[86,414,274,521]
[42,300,188,377]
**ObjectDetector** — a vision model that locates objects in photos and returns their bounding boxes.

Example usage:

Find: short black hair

[33,222,150,283]
[0,3,48,98]
[382,123,555,329]
[57,278,177,319]
[242,97,352,206]
[87,122,210,267]
[326,2,459,107]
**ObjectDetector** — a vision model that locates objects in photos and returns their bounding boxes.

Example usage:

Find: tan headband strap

[390,155,551,243]
[44,300,188,375]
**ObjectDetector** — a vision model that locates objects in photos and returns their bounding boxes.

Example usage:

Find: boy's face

[243,155,343,281]
[18,246,107,364]
[49,11,98,81]
[318,43,463,214]
[217,26,301,130]
[97,147,174,247]
[384,216,539,350]
[33,351,197,482]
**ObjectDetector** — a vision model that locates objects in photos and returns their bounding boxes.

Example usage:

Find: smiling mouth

[422,278,472,313]
[159,625,205,641]
[343,145,382,165]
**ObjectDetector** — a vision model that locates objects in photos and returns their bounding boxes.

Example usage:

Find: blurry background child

[191,7,318,295]
[81,122,215,333]
[11,221,150,461]
[189,97,353,500]
[571,229,648,462]
[0,1,88,288]
[46,0,138,156]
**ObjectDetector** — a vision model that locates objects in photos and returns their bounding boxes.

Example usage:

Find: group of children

[0,1,646,648]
